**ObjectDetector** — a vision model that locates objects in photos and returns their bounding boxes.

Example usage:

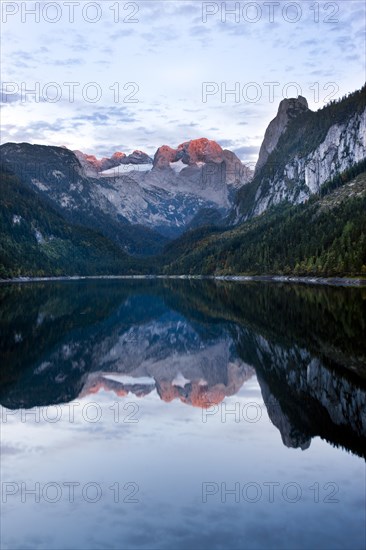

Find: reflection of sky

[1,378,365,550]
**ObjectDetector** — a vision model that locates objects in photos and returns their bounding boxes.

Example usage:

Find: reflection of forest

[0,279,365,457]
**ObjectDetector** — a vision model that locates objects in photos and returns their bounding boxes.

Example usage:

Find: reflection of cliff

[258,376,311,451]
[164,280,366,377]
[0,279,365,457]
[236,330,366,458]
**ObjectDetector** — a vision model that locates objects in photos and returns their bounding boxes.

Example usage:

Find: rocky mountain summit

[154,138,225,168]
[153,138,252,188]
[234,86,366,221]
[74,149,153,176]
[254,96,309,175]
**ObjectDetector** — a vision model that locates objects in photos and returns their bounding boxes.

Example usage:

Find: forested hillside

[0,169,146,278]
[162,170,366,277]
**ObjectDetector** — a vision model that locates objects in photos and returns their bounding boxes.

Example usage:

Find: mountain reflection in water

[1,279,365,458]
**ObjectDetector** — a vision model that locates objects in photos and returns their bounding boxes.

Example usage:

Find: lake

[0,279,365,550]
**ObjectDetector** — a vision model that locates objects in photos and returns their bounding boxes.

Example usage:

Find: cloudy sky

[1,0,365,164]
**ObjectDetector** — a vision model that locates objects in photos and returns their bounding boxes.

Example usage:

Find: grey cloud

[141,25,176,48]
[174,2,200,17]
[233,145,260,158]
[310,68,336,77]
[235,106,263,118]
[218,23,248,38]
[101,106,137,123]
[51,31,91,52]
[100,47,113,55]
[0,91,22,104]
[139,2,167,20]
[334,35,356,52]
[141,1,198,21]
[309,48,328,57]
[217,139,236,148]
[1,119,70,142]
[96,145,129,157]
[299,39,318,47]
[342,4,366,26]
[71,113,109,127]
[327,24,343,33]
[355,28,366,40]
[13,50,36,61]
[141,107,161,113]
[177,122,198,128]
[0,444,23,455]
[110,28,134,40]
[141,31,155,41]
[10,50,37,69]
[344,54,360,62]
[135,126,156,135]
[189,25,211,37]
[71,33,90,51]
[263,21,281,32]
[54,58,84,66]
[31,119,69,133]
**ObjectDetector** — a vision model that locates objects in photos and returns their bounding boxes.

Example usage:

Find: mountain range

[0,84,365,278]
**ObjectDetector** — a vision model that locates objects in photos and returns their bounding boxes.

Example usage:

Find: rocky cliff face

[234,86,366,221]
[294,109,365,194]
[251,108,366,217]
[255,96,309,175]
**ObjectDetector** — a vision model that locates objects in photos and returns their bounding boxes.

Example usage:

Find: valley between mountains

[1,85,365,279]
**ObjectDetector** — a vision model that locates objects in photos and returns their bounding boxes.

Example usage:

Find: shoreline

[0,274,365,287]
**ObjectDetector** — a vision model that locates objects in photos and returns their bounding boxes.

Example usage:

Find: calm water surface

[0,280,365,550]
